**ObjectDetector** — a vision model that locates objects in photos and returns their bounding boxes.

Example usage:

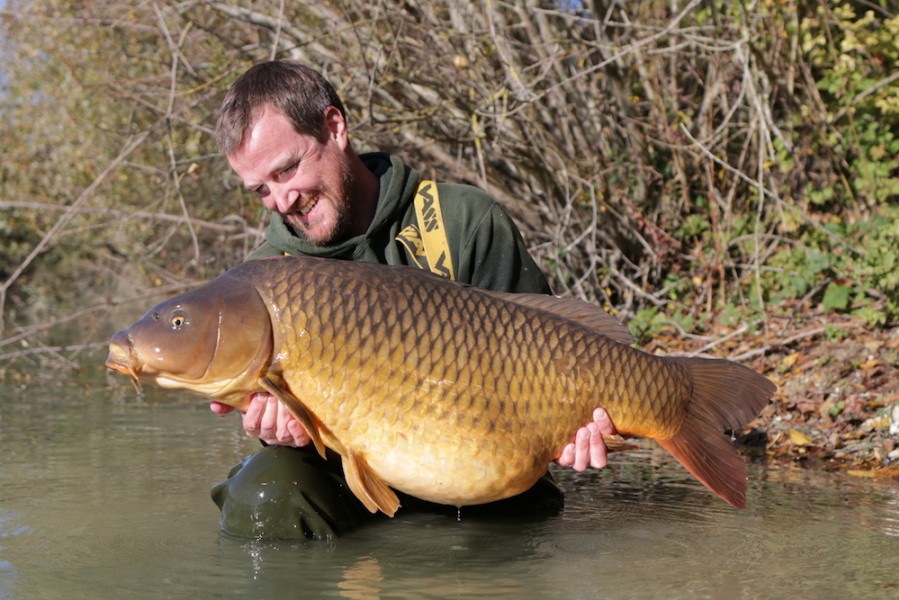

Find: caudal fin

[656,357,775,509]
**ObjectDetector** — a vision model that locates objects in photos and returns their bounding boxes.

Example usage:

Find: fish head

[105,274,274,406]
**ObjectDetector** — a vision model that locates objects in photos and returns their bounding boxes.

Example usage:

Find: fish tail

[656,357,775,509]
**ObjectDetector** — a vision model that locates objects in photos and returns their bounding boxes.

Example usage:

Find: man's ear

[323,106,349,150]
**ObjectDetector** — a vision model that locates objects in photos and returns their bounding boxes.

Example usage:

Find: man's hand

[556,408,616,471]
[210,393,311,447]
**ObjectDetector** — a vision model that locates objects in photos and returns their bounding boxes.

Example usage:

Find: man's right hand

[210,393,311,447]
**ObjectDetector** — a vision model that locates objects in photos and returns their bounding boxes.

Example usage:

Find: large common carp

[105,256,775,516]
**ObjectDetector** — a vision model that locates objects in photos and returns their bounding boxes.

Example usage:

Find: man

[208,61,616,539]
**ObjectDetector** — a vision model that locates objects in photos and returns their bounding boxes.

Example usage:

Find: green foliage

[758,205,899,324]
[800,4,899,207]
[722,2,899,325]
[629,307,671,342]
[822,282,851,313]
[852,206,899,323]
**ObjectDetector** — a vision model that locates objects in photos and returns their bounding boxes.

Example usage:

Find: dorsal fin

[483,291,635,346]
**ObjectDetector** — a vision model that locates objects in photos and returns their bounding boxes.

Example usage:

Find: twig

[678,123,854,254]
[0,202,257,236]
[488,0,704,118]
[153,1,201,263]
[685,325,748,357]
[207,2,338,63]
[0,126,157,334]
[729,322,857,362]
[269,0,286,60]
[0,342,108,363]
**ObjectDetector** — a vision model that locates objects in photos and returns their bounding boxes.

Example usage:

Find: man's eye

[277,163,297,181]
[254,185,270,199]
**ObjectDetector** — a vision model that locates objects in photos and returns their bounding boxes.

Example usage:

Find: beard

[286,160,360,247]
[322,160,359,245]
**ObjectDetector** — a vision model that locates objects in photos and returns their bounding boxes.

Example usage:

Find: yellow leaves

[780,209,802,234]
[835,52,857,74]
[848,463,899,480]
[779,351,807,377]
[789,428,814,447]
[846,469,876,479]
[782,352,800,369]
[452,55,469,70]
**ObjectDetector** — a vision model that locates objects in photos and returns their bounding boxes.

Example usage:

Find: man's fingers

[573,428,590,471]
[593,407,616,435]
[210,401,234,415]
[258,397,279,438]
[587,422,608,469]
[557,443,576,467]
[242,395,265,435]
[275,401,290,440]
[276,401,307,444]
[287,419,310,447]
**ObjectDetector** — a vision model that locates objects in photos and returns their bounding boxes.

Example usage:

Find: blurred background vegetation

[1,0,897,369]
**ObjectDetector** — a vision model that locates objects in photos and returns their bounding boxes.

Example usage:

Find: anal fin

[343,451,400,517]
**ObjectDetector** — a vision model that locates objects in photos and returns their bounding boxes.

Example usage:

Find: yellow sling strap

[412,180,455,280]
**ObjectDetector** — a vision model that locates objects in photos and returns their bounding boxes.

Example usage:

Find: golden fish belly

[253,259,692,506]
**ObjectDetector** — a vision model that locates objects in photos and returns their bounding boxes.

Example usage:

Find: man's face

[227,106,356,246]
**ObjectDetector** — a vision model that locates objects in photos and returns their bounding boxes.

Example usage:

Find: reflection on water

[1,362,897,599]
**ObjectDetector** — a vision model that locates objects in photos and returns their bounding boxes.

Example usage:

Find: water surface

[1,364,897,599]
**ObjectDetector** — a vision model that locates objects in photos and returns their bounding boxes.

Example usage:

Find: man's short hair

[216,61,347,156]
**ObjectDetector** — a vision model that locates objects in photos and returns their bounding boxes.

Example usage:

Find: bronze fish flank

[105,256,775,516]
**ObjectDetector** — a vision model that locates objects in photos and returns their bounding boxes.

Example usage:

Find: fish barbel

[105,256,775,516]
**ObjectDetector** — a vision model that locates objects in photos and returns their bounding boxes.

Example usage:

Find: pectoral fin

[343,451,400,517]
[602,434,639,452]
[259,375,327,459]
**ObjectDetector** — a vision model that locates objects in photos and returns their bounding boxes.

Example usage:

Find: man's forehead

[243,106,292,146]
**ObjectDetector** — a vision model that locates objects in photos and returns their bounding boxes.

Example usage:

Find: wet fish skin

[106,256,775,516]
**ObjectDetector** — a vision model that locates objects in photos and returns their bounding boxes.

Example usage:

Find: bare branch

[0,124,160,334]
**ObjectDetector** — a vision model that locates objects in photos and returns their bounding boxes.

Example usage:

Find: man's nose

[270,186,297,214]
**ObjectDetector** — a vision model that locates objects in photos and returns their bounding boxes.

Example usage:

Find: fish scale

[106,256,775,515]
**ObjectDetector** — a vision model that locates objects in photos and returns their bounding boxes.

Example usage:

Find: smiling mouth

[297,194,319,217]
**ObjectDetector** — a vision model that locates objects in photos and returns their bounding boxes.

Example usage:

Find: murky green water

[1,363,897,599]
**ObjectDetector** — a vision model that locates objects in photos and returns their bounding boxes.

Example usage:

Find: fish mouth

[105,338,143,394]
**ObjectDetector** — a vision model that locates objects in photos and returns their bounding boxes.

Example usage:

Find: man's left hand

[556,408,616,471]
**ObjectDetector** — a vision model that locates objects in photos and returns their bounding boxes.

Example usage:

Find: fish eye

[169,310,188,330]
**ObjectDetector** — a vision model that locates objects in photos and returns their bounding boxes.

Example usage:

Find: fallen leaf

[847,469,876,479]
[790,429,814,446]
[859,357,878,370]
[782,352,801,369]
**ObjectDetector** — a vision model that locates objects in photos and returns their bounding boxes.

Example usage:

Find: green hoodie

[247,152,551,295]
